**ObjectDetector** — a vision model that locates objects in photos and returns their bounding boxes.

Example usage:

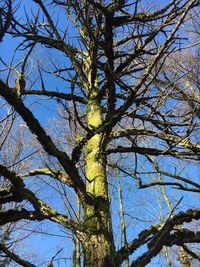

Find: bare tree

[0,0,200,266]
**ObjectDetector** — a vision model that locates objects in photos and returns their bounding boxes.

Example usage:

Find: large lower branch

[0,207,82,236]
[0,165,81,232]
[117,208,200,266]
[131,230,200,267]
[116,224,159,265]
[0,80,91,206]
[0,209,44,225]
[0,243,36,267]
[164,230,200,247]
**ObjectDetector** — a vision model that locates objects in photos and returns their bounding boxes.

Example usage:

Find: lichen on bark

[82,57,116,266]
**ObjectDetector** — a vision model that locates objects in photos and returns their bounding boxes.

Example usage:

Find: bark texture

[83,59,116,266]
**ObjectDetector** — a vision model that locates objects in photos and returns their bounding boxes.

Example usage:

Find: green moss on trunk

[83,234,116,267]
[83,60,116,266]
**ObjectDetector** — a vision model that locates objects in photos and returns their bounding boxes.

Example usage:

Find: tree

[0,0,200,266]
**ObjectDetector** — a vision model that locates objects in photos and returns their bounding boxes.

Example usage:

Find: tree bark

[83,233,116,267]
[82,59,116,266]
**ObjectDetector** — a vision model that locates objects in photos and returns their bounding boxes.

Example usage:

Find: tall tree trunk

[82,60,116,266]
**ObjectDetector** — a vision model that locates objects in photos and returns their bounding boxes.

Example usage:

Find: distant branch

[111,128,200,154]
[23,90,86,104]
[107,145,197,160]
[139,181,200,193]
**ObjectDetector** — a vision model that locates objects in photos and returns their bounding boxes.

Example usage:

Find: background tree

[0,0,200,266]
